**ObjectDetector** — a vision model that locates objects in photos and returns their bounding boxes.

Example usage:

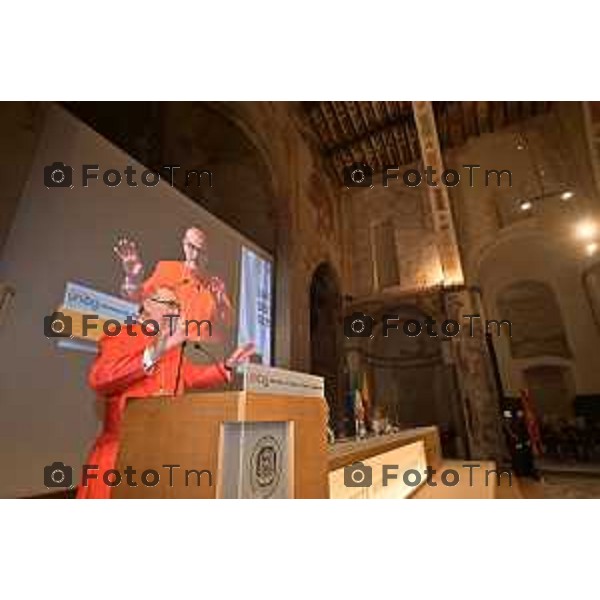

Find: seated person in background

[114,227,232,341]
[77,285,254,499]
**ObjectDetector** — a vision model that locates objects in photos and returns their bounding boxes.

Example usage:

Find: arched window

[371,219,400,290]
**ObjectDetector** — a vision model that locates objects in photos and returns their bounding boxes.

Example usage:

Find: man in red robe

[77,285,254,499]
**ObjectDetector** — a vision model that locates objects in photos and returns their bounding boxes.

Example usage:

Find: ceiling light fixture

[576,220,597,240]
[519,199,532,211]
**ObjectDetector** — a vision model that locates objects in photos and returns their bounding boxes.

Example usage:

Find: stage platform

[328,427,518,499]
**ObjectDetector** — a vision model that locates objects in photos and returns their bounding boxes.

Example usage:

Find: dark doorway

[310,262,342,425]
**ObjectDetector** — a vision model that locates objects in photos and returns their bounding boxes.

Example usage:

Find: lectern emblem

[249,435,282,498]
[219,421,290,499]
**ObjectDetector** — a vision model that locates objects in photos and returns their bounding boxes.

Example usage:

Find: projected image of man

[114,227,232,341]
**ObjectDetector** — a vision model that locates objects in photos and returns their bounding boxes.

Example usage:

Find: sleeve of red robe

[88,334,148,397]
[89,332,231,397]
[182,360,231,389]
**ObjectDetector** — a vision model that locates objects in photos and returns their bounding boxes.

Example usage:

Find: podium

[112,391,329,499]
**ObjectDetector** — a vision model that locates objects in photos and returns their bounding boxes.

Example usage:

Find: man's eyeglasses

[149,297,180,309]
[184,240,205,252]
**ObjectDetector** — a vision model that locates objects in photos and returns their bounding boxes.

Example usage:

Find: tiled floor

[516,473,600,499]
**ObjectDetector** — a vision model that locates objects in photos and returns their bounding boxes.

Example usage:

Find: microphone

[174,340,230,394]
[173,340,187,394]
[192,341,235,385]
[191,341,224,370]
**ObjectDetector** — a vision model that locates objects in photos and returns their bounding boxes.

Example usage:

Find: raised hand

[161,313,189,353]
[113,238,142,277]
[149,313,188,363]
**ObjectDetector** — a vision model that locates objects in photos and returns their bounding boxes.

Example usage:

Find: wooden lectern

[112,391,329,499]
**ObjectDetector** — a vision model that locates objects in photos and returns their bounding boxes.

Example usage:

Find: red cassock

[77,324,229,499]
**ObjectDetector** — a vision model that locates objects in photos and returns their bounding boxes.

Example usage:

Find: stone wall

[213,102,345,371]
[343,102,600,428]
[0,102,47,252]
[447,103,600,405]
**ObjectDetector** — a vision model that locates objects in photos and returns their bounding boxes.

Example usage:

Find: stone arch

[496,280,570,359]
[63,100,289,262]
[199,103,303,369]
[201,102,295,228]
[361,303,463,456]
[160,102,280,254]
[160,102,295,366]
[367,304,442,424]
[476,224,578,285]
[472,228,600,394]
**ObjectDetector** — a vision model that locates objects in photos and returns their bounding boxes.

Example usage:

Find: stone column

[444,287,508,462]
[582,101,600,197]
[412,101,464,286]
[583,260,600,332]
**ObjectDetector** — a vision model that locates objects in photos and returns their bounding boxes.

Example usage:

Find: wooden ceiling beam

[304,101,554,178]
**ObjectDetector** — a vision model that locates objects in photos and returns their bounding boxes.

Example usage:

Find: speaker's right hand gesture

[224,342,256,370]
[113,237,142,277]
